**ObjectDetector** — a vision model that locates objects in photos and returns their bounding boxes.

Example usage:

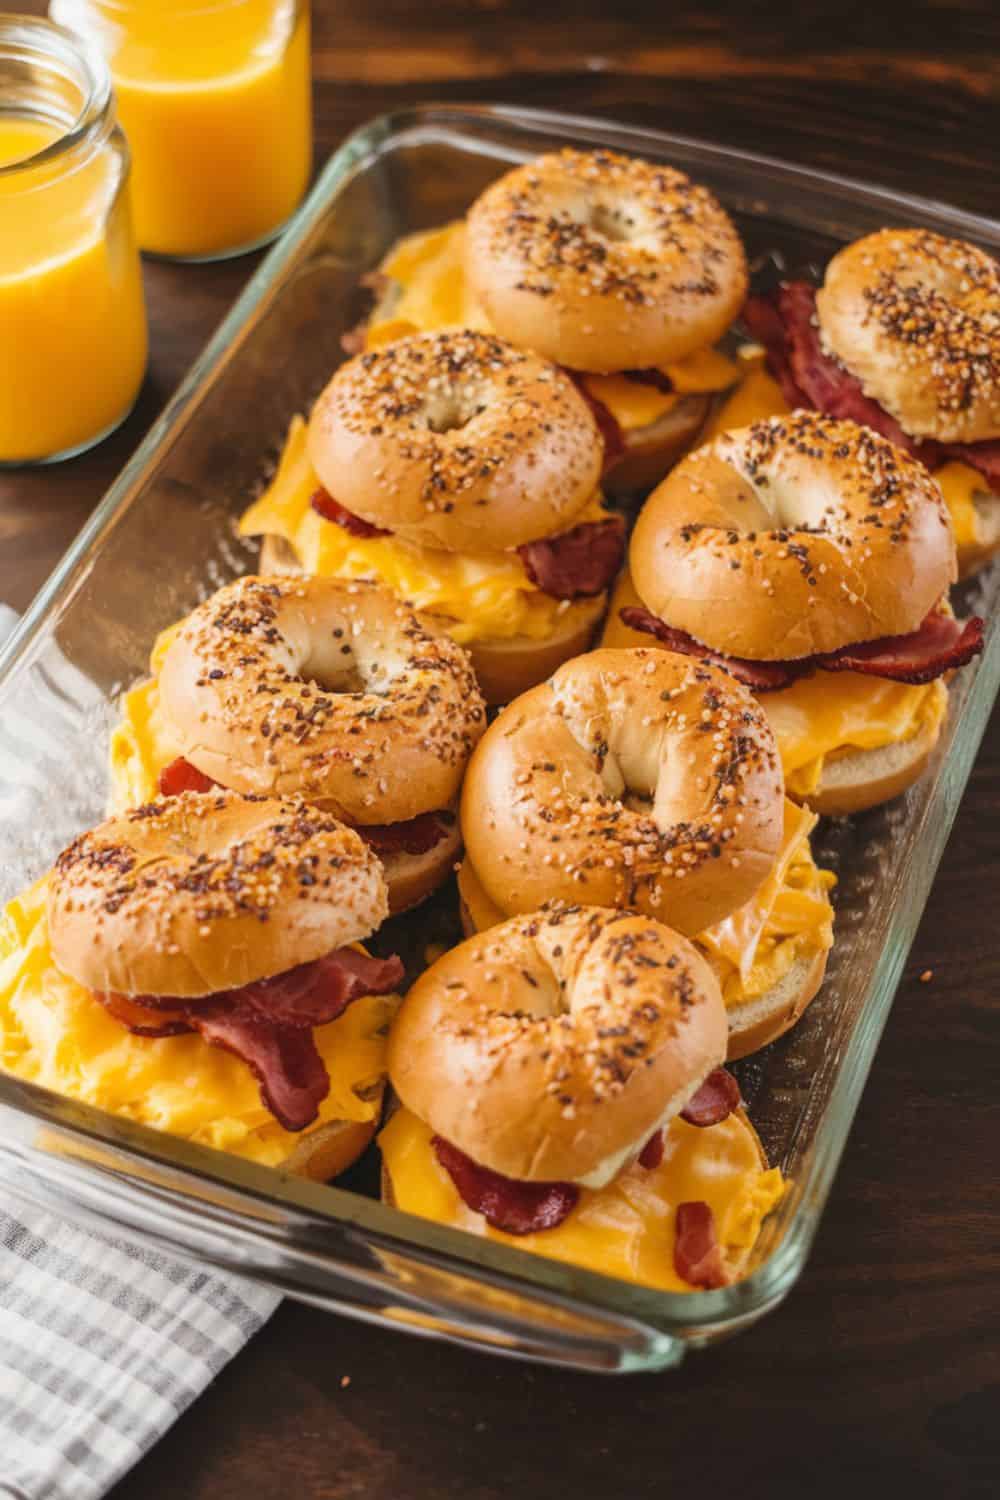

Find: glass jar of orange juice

[0,17,147,466]
[50,0,312,261]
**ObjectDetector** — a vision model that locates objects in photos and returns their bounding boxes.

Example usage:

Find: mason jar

[0,15,147,465]
[50,0,312,261]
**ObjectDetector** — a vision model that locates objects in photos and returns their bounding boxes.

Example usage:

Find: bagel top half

[307,329,604,553]
[815,229,1000,445]
[465,148,747,373]
[630,410,956,661]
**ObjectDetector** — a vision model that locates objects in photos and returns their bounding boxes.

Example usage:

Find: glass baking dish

[1,104,997,1374]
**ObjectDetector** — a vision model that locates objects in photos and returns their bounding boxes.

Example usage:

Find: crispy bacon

[566,372,627,476]
[619,608,800,690]
[674,1201,729,1290]
[432,1136,579,1235]
[744,284,1000,489]
[98,947,403,1133]
[679,1068,742,1128]
[816,611,985,684]
[310,489,390,538]
[620,606,984,689]
[518,517,626,600]
[158,757,218,797]
[98,992,192,1038]
[357,812,449,858]
[638,1130,665,1170]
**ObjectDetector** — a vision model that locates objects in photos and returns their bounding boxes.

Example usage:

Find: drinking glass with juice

[0,16,147,466]
[50,0,313,261]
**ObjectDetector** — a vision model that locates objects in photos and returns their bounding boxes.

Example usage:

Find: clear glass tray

[1,105,997,1374]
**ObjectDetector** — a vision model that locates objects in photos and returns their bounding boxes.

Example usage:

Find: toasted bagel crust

[631,411,956,660]
[388,904,727,1184]
[461,647,784,936]
[815,229,1000,444]
[48,792,388,998]
[307,330,603,551]
[465,149,747,372]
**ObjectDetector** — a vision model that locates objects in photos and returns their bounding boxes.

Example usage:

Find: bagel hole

[586,202,636,243]
[423,393,486,435]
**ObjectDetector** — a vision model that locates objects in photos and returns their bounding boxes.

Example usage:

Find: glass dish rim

[1,101,998,1344]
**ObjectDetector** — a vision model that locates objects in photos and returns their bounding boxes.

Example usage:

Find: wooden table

[5,4,999,1496]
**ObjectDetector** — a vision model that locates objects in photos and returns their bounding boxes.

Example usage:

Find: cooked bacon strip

[234,949,404,1028]
[98,947,403,1132]
[190,1005,331,1133]
[679,1068,742,1128]
[357,812,449,857]
[744,284,1000,490]
[816,611,985,684]
[638,1130,665,1170]
[518,517,625,600]
[432,1136,579,1236]
[158,756,218,797]
[620,606,984,689]
[310,489,390,538]
[674,1201,730,1290]
[98,992,192,1038]
[619,608,801,691]
[566,372,626,475]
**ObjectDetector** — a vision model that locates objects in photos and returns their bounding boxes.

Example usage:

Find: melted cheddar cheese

[0,880,396,1169]
[380,1106,784,1293]
[695,800,835,1007]
[601,568,948,797]
[934,461,989,550]
[109,623,182,809]
[368,220,741,430]
[238,414,609,645]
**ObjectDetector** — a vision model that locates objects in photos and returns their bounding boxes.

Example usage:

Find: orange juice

[52,0,312,260]
[0,22,147,464]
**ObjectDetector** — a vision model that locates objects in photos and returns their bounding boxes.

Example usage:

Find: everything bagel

[816,229,1000,445]
[630,410,956,662]
[460,647,784,936]
[307,329,604,552]
[388,903,727,1187]
[465,148,748,373]
[48,792,388,999]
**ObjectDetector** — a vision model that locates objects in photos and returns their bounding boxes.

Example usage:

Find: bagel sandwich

[0,793,404,1178]
[350,149,749,496]
[109,576,486,914]
[380,905,784,1293]
[621,412,984,813]
[239,331,624,704]
[741,230,1000,576]
[457,798,835,1061]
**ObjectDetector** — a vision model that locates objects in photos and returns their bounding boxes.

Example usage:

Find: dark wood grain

[3,3,1000,1496]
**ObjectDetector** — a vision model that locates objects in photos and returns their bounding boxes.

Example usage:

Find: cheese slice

[601,568,948,797]
[934,461,989,550]
[0,880,396,1169]
[380,1106,784,1293]
[695,800,835,1007]
[703,352,789,438]
[239,415,608,645]
[367,220,740,429]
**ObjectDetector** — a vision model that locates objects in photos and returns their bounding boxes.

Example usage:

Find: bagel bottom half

[259,534,608,705]
[602,394,711,497]
[456,795,836,1062]
[379,1103,784,1293]
[601,569,950,816]
[0,880,397,1178]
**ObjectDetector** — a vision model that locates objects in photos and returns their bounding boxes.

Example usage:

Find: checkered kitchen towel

[0,604,280,1500]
